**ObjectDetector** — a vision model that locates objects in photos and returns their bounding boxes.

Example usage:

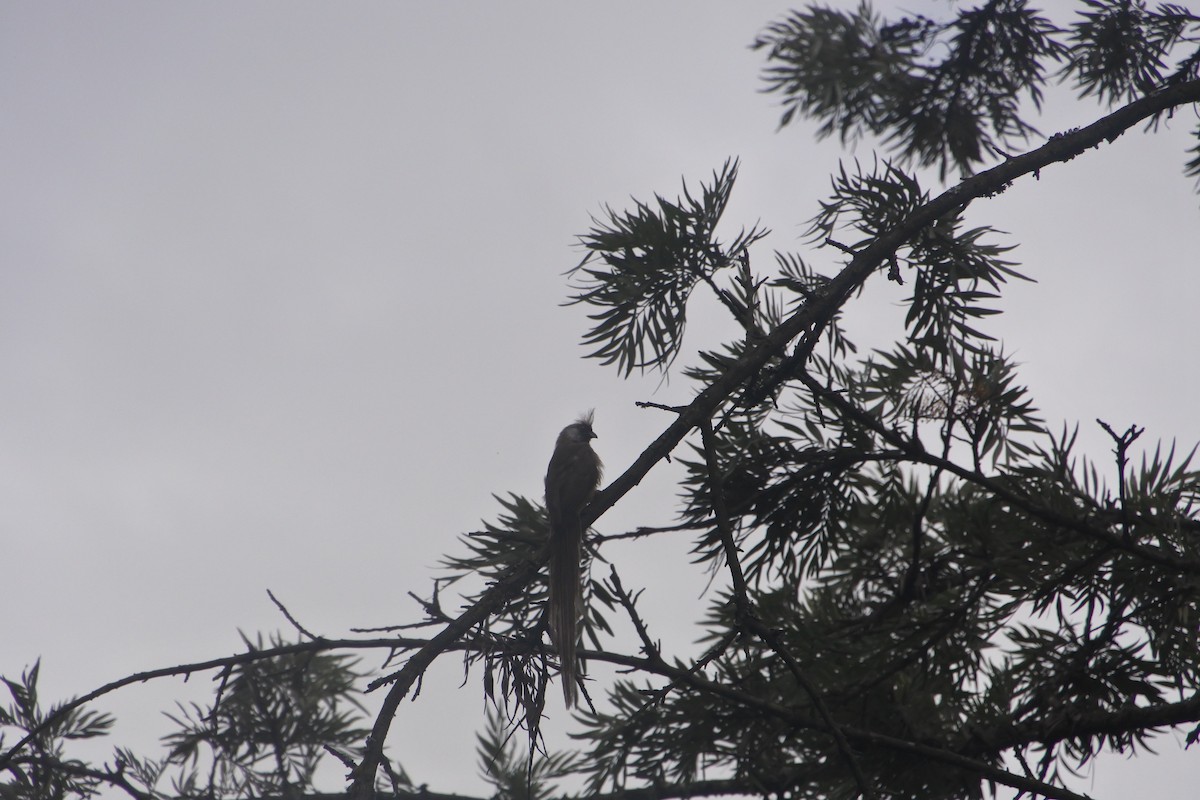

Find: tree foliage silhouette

[4,3,1200,799]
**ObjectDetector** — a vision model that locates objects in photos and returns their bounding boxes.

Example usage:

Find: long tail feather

[548,514,582,707]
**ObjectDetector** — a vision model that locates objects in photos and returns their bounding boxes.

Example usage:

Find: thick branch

[594,79,1200,523]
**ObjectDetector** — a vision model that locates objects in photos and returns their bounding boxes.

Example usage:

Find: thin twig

[605,565,739,712]
[636,400,688,413]
[1097,418,1145,541]
[592,520,710,543]
[267,589,322,641]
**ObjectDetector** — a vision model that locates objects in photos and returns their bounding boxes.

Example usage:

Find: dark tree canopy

[4,3,1200,800]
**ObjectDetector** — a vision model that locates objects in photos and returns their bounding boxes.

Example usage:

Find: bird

[544,411,603,707]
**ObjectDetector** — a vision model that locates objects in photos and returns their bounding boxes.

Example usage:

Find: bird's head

[561,411,597,443]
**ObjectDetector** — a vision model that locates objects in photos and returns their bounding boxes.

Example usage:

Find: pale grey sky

[2,2,1198,796]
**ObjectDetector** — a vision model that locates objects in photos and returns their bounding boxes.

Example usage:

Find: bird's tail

[548,514,583,707]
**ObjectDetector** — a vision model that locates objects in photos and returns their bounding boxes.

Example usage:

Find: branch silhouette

[5,80,1198,800]
[348,79,1200,797]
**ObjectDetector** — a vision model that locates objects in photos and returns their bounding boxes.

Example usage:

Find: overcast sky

[3,2,1199,797]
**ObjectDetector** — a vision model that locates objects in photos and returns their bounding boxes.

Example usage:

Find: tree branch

[578,648,1096,800]
[5,754,155,800]
[699,418,876,799]
[0,636,476,774]
[798,372,1200,575]
[973,691,1200,756]
[276,79,1200,798]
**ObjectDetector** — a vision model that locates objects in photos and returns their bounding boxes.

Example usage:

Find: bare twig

[592,520,709,543]
[1097,418,1145,541]
[604,565,739,712]
[636,400,688,414]
[268,589,322,641]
